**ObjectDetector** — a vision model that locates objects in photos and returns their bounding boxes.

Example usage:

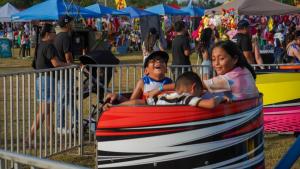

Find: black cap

[237,20,249,29]
[58,15,73,28]
[144,51,169,68]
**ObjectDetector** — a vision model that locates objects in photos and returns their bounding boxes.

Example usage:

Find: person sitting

[203,40,259,101]
[105,51,174,104]
[114,71,230,109]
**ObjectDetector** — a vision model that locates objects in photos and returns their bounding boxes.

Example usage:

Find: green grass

[0,50,300,169]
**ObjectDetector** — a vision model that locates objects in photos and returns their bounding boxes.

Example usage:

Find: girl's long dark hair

[144,27,159,53]
[212,40,257,79]
[198,28,213,53]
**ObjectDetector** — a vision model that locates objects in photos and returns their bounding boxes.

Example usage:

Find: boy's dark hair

[175,71,203,92]
[174,21,185,32]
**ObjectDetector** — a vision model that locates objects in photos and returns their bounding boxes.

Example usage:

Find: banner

[115,0,127,10]
[0,38,12,58]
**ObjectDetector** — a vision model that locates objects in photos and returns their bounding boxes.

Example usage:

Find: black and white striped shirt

[147,92,202,106]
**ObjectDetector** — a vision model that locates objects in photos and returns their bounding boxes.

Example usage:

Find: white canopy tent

[0,3,19,22]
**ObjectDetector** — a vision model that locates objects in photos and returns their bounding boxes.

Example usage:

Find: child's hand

[147,89,161,98]
[105,93,118,104]
[103,103,112,111]
[222,96,231,103]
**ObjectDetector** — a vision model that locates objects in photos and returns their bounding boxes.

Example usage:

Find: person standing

[197,28,215,80]
[54,15,74,64]
[142,27,165,62]
[232,20,255,64]
[31,23,69,140]
[53,15,74,133]
[171,21,191,78]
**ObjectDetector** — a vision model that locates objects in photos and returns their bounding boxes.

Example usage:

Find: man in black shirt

[171,21,191,78]
[232,20,255,64]
[54,15,75,132]
[54,15,74,63]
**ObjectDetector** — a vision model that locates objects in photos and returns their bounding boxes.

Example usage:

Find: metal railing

[252,63,300,70]
[0,149,90,169]
[0,65,83,158]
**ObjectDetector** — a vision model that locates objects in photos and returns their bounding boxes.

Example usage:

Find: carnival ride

[91,64,300,168]
[96,96,264,169]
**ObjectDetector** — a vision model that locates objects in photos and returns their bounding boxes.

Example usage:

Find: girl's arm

[203,76,231,93]
[197,96,230,109]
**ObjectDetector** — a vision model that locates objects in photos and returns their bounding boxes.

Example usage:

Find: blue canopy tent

[120,6,157,18]
[145,4,189,16]
[180,5,204,17]
[0,3,20,22]
[85,3,129,16]
[11,0,100,21]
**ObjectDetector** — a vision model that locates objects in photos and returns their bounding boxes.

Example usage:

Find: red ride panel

[97,98,260,130]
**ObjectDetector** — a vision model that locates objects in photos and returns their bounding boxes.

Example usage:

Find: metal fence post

[79,66,84,156]
[0,159,4,169]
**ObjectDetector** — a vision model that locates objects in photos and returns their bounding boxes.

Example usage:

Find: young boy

[105,51,174,104]
[117,71,230,109]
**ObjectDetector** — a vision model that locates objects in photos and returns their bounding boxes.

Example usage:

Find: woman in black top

[31,23,68,140]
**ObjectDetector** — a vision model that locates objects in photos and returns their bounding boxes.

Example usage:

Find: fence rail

[0,66,83,158]
[0,149,90,169]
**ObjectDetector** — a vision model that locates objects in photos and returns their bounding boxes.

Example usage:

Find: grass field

[1,50,300,169]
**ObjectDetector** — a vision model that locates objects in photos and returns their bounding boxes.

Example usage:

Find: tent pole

[30,22,32,57]
[11,19,14,59]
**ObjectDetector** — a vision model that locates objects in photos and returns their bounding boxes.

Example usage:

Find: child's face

[145,56,167,79]
[212,47,237,75]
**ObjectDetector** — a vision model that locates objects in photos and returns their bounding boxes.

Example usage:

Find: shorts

[36,76,54,103]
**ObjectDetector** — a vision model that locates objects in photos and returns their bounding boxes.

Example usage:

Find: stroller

[79,50,120,134]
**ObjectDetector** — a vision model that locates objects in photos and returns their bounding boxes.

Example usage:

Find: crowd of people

[192,12,300,64]
[0,22,36,58]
